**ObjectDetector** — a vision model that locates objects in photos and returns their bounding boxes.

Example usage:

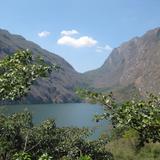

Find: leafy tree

[0,49,58,101]
[0,111,113,160]
[0,49,55,160]
[0,50,113,160]
[77,89,160,149]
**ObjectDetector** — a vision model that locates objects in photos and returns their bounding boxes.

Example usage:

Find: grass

[105,138,160,160]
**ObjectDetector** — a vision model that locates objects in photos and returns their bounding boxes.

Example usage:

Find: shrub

[0,111,113,160]
[12,152,31,160]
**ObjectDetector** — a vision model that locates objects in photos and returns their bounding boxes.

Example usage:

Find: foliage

[38,153,53,160]
[77,89,160,148]
[0,49,58,101]
[78,139,113,160]
[0,111,33,160]
[0,111,113,160]
[12,152,31,160]
[12,152,53,160]
[78,155,92,160]
[0,50,113,160]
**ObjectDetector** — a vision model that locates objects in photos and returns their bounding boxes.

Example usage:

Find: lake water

[1,103,109,139]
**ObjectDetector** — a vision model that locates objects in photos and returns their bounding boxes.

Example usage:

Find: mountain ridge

[1,27,160,103]
[84,27,160,98]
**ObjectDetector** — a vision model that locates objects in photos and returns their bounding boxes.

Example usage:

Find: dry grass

[106,138,160,160]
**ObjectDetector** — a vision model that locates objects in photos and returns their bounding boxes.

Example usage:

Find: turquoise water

[2,103,109,139]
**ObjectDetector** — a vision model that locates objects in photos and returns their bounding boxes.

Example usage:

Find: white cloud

[61,30,79,36]
[57,36,97,48]
[38,31,51,38]
[96,45,113,53]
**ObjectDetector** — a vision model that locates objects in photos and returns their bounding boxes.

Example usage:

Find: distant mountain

[1,27,160,104]
[84,27,160,99]
[0,29,85,103]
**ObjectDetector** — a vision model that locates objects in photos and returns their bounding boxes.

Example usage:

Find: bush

[38,153,53,160]
[0,111,113,160]
[12,152,32,160]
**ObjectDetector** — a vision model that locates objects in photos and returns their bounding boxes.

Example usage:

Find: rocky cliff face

[0,29,84,103]
[85,27,160,97]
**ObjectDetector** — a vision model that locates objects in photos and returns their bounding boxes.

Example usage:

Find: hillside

[1,27,160,103]
[0,29,85,103]
[84,27,160,98]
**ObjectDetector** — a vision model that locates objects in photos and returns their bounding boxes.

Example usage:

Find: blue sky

[0,0,160,72]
